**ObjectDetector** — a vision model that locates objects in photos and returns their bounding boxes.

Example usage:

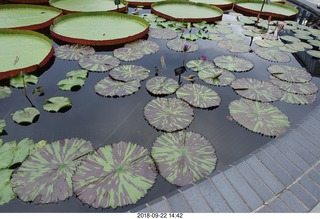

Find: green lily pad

[270,76,318,95]
[198,66,235,86]
[66,69,88,79]
[0,86,12,99]
[176,83,221,108]
[149,28,178,40]
[231,78,282,102]
[186,59,214,72]
[264,40,284,47]
[225,33,245,41]
[42,96,72,112]
[295,42,313,50]
[254,47,290,62]
[213,55,254,72]
[0,29,54,79]
[254,39,274,48]
[308,39,320,48]
[0,119,6,133]
[196,30,210,39]
[284,43,305,52]
[151,131,217,187]
[229,98,290,137]
[279,92,316,105]
[215,25,233,34]
[217,40,251,53]
[307,50,320,59]
[10,73,38,88]
[55,44,95,61]
[267,64,312,83]
[0,169,15,205]
[73,141,157,208]
[242,30,261,37]
[280,35,301,43]
[11,138,94,204]
[144,97,194,132]
[278,46,297,53]
[12,107,40,125]
[79,54,120,72]
[113,47,144,62]
[125,40,160,55]
[309,28,320,38]
[167,38,199,52]
[109,65,150,82]
[50,12,150,46]
[94,77,141,97]
[0,4,61,30]
[58,77,85,91]
[294,34,313,41]
[208,34,224,41]
[146,76,179,96]
[181,33,200,41]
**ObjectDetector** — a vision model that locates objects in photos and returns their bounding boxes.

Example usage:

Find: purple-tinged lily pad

[55,44,95,61]
[95,77,140,97]
[42,96,72,112]
[229,98,290,137]
[279,92,316,105]
[269,76,318,95]
[125,40,160,55]
[231,78,282,102]
[113,47,144,62]
[109,65,150,82]
[12,107,40,125]
[146,76,179,96]
[198,66,236,86]
[151,131,217,187]
[254,47,290,62]
[186,59,214,72]
[167,38,199,52]
[213,55,254,72]
[73,141,157,208]
[149,28,178,40]
[144,97,194,132]
[267,64,312,83]
[217,40,251,53]
[11,138,94,204]
[176,84,221,108]
[79,54,120,72]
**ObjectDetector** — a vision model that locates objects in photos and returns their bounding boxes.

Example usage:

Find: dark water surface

[1,5,320,212]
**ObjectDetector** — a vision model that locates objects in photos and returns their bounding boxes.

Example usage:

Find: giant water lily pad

[0,29,54,79]
[49,0,126,13]
[12,107,40,125]
[189,0,234,10]
[151,131,217,186]
[95,77,141,97]
[109,65,150,82]
[125,40,160,55]
[186,59,214,72]
[234,1,298,20]
[198,66,236,86]
[176,84,221,108]
[146,76,179,95]
[280,92,316,105]
[254,47,290,62]
[144,97,194,132]
[231,78,282,102]
[57,77,85,91]
[0,169,15,205]
[79,54,120,72]
[229,98,290,136]
[55,44,95,61]
[0,86,12,99]
[42,96,72,112]
[213,55,254,72]
[50,12,149,46]
[270,77,318,95]
[217,40,251,53]
[149,28,178,40]
[167,38,199,52]
[73,141,157,208]
[113,48,144,62]
[267,64,312,83]
[0,4,62,30]
[151,1,223,23]
[11,138,94,204]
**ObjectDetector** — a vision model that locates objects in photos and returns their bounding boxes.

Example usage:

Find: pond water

[0,3,320,212]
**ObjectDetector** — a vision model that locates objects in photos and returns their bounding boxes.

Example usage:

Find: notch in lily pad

[12,107,40,125]
[0,119,6,134]
[42,96,72,113]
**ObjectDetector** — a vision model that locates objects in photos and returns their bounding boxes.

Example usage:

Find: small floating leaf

[146,76,179,96]
[144,97,194,132]
[149,28,178,40]
[167,38,198,52]
[254,47,290,62]
[267,64,312,83]
[198,66,236,86]
[176,84,221,108]
[218,40,251,53]
[186,59,214,72]
[125,40,160,55]
[58,77,85,91]
[229,98,290,137]
[10,74,38,88]
[109,65,150,82]
[12,107,40,125]
[95,77,140,97]
[55,44,95,61]
[113,47,144,62]
[0,169,15,205]
[0,86,11,99]
[42,96,72,112]
[66,69,88,78]
[270,76,318,95]
[307,50,320,59]
[279,92,316,105]
[213,55,254,72]
[0,119,5,133]
[151,131,217,186]
[11,138,94,204]
[280,35,301,43]
[79,54,120,72]
[73,141,157,208]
